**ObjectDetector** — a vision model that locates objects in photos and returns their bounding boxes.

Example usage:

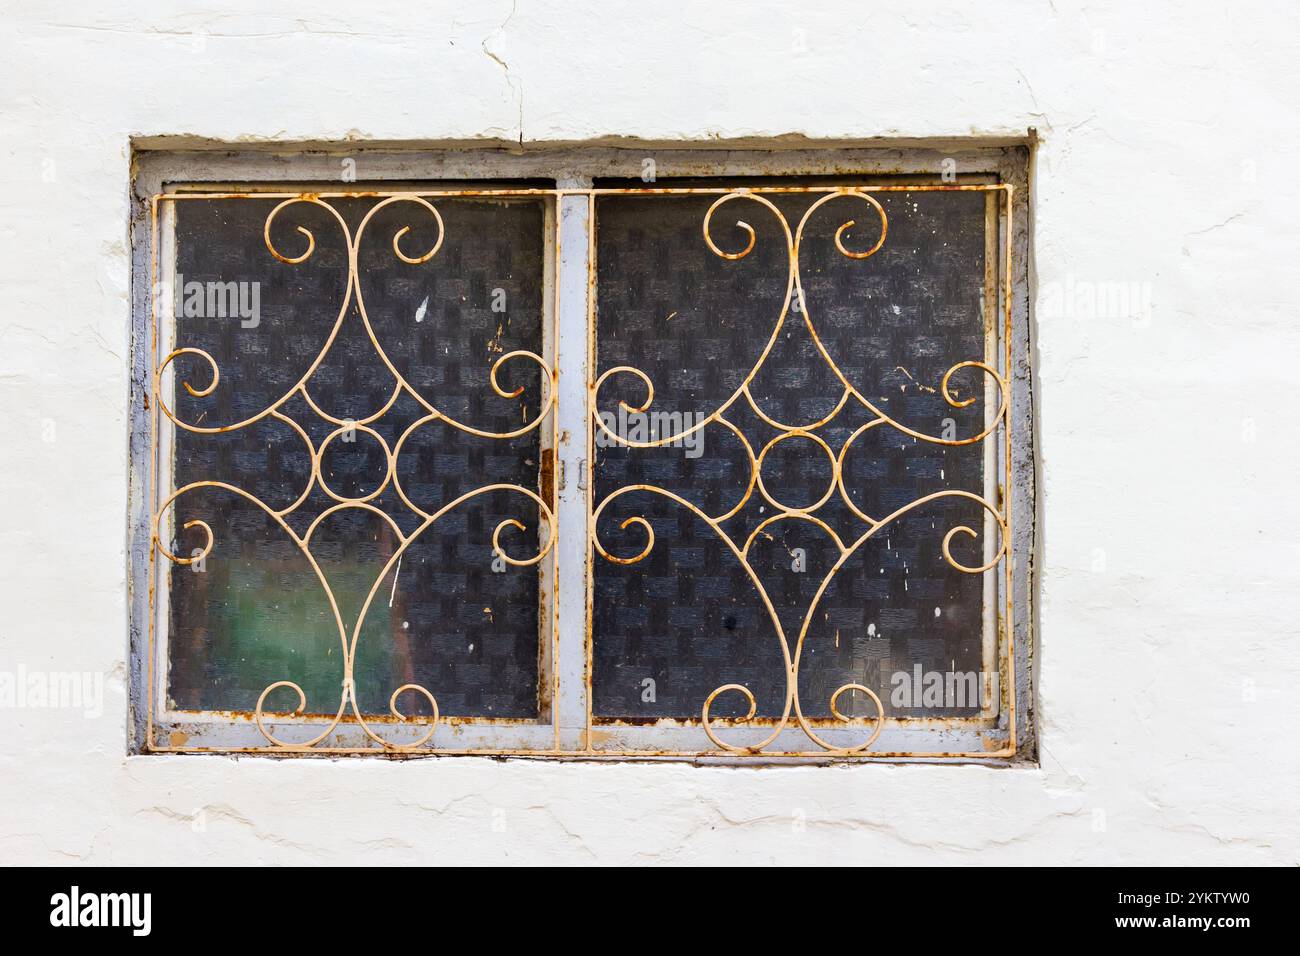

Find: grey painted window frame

[128,141,1036,762]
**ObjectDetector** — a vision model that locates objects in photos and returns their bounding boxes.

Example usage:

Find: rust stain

[487,322,506,354]
[893,365,937,394]
[539,447,556,511]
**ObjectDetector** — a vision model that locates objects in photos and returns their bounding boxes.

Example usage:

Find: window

[130,146,1032,760]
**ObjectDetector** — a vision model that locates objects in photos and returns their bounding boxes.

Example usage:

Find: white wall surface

[0,0,1296,865]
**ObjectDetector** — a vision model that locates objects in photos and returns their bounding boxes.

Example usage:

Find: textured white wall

[1,0,1296,864]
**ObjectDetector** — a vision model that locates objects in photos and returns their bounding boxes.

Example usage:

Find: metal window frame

[128,142,1035,763]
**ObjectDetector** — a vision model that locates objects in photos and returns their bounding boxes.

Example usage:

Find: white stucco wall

[1,0,1296,864]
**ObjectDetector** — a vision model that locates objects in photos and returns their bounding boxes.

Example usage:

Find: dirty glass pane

[591,189,993,722]
[164,195,547,719]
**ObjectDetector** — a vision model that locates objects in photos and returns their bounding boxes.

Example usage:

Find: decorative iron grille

[145,182,1017,758]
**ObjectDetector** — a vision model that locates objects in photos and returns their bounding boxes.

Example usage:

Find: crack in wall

[481,0,523,147]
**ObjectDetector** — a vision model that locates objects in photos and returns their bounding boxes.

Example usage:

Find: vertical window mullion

[553,182,594,750]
